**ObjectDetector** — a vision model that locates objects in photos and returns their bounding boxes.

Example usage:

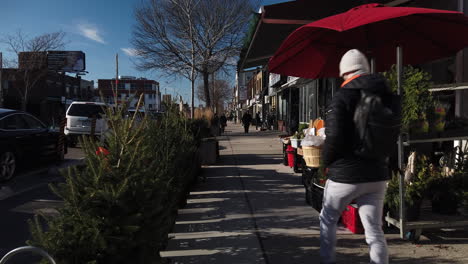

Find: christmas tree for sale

[28,96,198,264]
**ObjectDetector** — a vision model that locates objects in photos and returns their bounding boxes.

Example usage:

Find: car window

[22,114,46,129]
[67,104,106,118]
[0,115,29,130]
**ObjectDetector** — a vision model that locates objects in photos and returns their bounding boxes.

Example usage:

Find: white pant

[320,180,388,264]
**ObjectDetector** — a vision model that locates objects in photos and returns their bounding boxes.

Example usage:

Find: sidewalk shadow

[219,154,283,166]
[172,162,468,264]
[226,130,283,137]
[167,131,468,264]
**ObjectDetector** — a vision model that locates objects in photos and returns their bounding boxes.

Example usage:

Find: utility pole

[0,52,3,108]
[114,53,119,103]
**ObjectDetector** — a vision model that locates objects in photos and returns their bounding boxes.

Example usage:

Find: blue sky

[0,0,291,105]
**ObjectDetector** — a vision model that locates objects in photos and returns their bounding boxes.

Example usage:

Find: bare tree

[1,30,66,110]
[197,78,231,113]
[132,0,255,109]
[133,0,199,117]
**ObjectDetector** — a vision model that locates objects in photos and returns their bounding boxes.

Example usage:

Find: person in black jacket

[241,112,252,133]
[220,114,227,133]
[320,49,390,264]
[255,112,261,130]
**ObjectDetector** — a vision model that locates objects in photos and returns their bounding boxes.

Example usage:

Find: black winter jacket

[322,74,393,183]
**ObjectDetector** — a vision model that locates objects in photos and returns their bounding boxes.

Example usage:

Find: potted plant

[425,144,467,215]
[431,102,447,133]
[383,65,434,134]
[459,191,468,216]
[290,130,305,148]
[385,173,423,221]
[428,175,460,215]
[385,154,435,221]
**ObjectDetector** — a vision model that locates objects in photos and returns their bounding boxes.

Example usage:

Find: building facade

[1,68,94,126]
[97,76,161,111]
[238,0,468,134]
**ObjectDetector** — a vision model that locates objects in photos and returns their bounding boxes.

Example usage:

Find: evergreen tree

[28,99,199,264]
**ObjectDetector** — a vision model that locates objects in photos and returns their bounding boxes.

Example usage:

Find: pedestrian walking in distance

[320,49,400,264]
[220,114,227,133]
[241,112,252,133]
[255,111,261,130]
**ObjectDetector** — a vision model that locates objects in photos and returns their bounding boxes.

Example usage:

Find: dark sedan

[0,108,65,181]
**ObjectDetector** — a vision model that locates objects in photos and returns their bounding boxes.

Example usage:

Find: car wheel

[68,139,76,148]
[0,152,16,182]
[56,143,65,163]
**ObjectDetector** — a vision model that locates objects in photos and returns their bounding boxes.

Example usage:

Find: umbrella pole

[370,57,376,74]
[396,46,406,239]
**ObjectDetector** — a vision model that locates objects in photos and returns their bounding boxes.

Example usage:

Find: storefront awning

[239,0,398,71]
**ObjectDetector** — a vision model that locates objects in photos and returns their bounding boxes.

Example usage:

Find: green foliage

[449,144,468,202]
[383,65,434,132]
[385,154,437,212]
[291,131,304,140]
[462,191,468,205]
[188,118,211,144]
[28,102,200,263]
[291,123,309,139]
[298,122,309,132]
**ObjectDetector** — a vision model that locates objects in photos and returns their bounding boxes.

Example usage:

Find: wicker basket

[302,146,321,167]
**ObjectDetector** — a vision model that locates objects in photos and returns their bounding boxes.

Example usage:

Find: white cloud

[121,48,140,57]
[77,23,106,44]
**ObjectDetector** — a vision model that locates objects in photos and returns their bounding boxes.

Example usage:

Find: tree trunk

[191,77,195,119]
[203,71,211,108]
[21,97,27,111]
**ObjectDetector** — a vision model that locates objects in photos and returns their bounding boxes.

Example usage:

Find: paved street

[163,122,468,264]
[0,147,84,261]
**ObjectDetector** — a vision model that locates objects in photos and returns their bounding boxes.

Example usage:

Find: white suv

[65,102,109,147]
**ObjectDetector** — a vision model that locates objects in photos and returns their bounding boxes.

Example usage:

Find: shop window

[419,57,455,84]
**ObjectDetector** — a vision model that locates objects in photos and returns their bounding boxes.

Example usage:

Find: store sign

[287,76,299,83]
[268,87,275,96]
[239,85,247,101]
[269,73,281,87]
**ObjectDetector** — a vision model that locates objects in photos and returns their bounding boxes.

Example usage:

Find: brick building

[0,68,94,126]
[97,76,161,111]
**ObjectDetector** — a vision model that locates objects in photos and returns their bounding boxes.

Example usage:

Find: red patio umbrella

[269,3,468,232]
[268,3,468,79]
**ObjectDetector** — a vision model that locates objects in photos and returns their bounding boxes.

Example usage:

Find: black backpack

[353,90,401,160]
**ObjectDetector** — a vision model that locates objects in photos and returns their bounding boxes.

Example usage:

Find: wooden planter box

[199,137,219,165]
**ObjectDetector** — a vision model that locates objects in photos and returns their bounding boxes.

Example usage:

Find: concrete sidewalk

[161,123,468,264]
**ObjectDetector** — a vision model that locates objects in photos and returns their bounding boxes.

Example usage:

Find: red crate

[286,145,295,168]
[341,204,364,234]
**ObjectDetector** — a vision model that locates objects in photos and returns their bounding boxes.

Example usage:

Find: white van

[65,102,109,147]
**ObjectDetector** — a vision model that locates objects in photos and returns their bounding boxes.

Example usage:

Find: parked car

[125,109,163,122]
[65,102,109,147]
[0,108,66,181]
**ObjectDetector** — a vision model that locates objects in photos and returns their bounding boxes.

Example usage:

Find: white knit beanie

[339,49,370,77]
